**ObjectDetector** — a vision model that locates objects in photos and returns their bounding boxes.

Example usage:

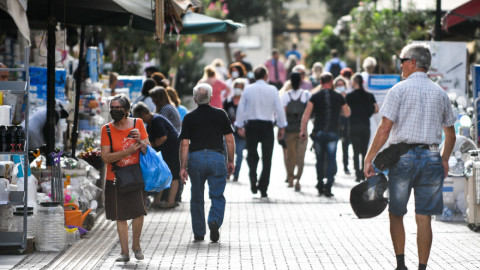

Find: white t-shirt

[281,89,311,107]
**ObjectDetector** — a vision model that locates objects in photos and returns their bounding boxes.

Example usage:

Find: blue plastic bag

[140,145,172,192]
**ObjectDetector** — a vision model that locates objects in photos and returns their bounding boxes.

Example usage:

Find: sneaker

[208,221,220,243]
[133,249,144,260]
[260,191,268,198]
[115,254,130,262]
[194,235,204,241]
[251,185,258,194]
[233,177,238,182]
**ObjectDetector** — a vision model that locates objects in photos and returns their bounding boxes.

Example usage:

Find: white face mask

[336,86,346,92]
[231,71,240,78]
[234,88,242,96]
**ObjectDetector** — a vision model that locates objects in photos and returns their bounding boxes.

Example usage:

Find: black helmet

[350,173,388,219]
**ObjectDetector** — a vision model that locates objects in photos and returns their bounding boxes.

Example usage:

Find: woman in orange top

[101,94,150,262]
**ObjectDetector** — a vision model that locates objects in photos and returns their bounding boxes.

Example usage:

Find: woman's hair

[203,65,216,78]
[290,72,301,90]
[151,72,167,87]
[141,78,156,97]
[110,94,131,112]
[233,78,247,89]
[352,73,365,91]
[166,86,181,107]
[149,86,173,111]
[333,77,347,87]
[228,62,247,78]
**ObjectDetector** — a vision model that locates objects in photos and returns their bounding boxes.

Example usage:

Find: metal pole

[435,0,442,41]
[71,24,86,157]
[47,0,56,165]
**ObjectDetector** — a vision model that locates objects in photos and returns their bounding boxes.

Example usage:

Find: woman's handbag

[106,119,144,194]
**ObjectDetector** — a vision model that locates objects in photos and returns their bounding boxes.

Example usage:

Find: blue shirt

[234,80,287,128]
[324,57,347,73]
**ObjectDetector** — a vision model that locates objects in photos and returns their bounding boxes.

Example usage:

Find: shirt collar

[408,71,428,79]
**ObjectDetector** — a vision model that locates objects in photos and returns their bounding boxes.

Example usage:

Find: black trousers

[245,120,274,194]
[349,125,370,180]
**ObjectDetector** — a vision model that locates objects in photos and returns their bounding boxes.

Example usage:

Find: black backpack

[329,62,341,78]
[286,91,307,133]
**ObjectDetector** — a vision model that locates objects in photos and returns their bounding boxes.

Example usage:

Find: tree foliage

[348,2,434,73]
[304,25,346,69]
[324,0,360,24]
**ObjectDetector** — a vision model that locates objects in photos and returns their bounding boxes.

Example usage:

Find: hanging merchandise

[86,47,98,83]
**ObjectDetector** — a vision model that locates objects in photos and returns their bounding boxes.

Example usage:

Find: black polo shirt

[346,89,376,127]
[179,105,234,153]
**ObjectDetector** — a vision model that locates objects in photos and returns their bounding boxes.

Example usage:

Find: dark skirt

[105,180,147,221]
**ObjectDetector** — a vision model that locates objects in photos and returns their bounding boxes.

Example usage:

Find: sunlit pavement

[5,137,480,270]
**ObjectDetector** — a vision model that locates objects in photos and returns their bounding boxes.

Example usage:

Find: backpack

[286,91,307,133]
[329,62,341,78]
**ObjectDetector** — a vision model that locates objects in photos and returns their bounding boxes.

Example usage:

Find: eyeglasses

[110,106,123,110]
[399,57,411,64]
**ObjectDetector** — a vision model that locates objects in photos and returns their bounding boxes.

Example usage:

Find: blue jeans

[187,150,227,237]
[234,133,246,178]
[313,131,339,191]
[388,146,445,216]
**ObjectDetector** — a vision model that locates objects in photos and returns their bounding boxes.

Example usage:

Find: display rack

[0,46,30,253]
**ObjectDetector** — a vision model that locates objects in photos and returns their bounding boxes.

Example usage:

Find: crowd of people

[99,44,455,270]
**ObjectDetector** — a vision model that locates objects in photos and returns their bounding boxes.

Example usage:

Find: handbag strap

[106,118,137,170]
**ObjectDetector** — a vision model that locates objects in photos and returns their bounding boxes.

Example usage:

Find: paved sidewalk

[5,140,480,269]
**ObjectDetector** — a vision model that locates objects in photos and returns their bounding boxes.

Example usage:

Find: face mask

[231,71,239,78]
[336,86,346,92]
[110,110,125,122]
[234,88,242,96]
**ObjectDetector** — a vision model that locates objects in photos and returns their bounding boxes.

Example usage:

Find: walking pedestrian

[309,62,323,88]
[199,65,231,109]
[300,73,350,197]
[346,73,378,182]
[364,43,456,270]
[179,83,235,243]
[100,95,150,262]
[334,77,351,175]
[132,102,180,209]
[282,72,311,191]
[149,86,182,132]
[235,66,287,198]
[264,49,287,90]
[165,86,188,121]
[324,49,347,79]
[223,78,248,182]
[132,78,156,112]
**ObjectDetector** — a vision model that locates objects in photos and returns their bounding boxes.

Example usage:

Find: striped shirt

[380,72,456,145]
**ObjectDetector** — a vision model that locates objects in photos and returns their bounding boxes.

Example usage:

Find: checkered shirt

[380,72,456,145]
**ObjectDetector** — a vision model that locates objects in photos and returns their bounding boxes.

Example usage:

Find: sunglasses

[399,57,411,64]
[110,106,124,110]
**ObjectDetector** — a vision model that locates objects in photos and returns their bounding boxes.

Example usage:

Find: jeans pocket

[213,160,227,177]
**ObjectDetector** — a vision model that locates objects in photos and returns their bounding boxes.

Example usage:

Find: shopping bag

[140,145,172,192]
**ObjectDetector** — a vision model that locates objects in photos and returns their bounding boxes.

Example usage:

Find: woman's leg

[285,133,297,186]
[132,215,144,251]
[117,220,129,255]
[295,133,308,181]
[167,179,179,206]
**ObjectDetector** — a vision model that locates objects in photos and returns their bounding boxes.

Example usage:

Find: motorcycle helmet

[350,173,388,219]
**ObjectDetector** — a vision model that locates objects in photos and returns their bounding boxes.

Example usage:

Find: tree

[324,0,360,24]
[304,25,347,69]
[348,1,434,73]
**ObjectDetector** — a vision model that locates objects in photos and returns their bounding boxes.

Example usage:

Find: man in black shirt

[179,83,235,243]
[300,73,350,197]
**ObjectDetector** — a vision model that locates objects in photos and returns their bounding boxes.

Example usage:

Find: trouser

[313,131,339,191]
[233,133,246,178]
[342,139,350,170]
[245,120,274,194]
[349,125,370,180]
[285,132,308,180]
[187,150,227,237]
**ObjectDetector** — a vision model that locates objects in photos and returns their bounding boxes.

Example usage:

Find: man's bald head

[0,63,8,81]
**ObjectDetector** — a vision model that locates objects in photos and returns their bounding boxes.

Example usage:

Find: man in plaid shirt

[364,43,456,270]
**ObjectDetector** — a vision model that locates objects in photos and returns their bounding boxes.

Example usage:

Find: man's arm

[364,117,394,178]
[300,101,313,140]
[152,136,167,148]
[179,139,190,184]
[225,133,235,176]
[441,126,456,178]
